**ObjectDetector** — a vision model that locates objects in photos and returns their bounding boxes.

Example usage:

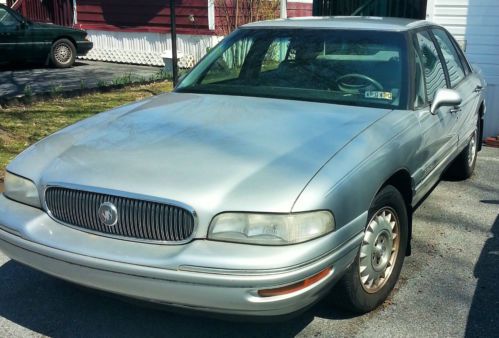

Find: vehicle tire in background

[50,38,76,68]
[446,119,479,180]
[336,185,408,314]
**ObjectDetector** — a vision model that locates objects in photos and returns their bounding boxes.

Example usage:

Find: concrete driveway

[0,147,497,338]
[0,61,162,100]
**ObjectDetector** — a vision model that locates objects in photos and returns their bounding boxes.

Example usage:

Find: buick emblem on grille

[98,202,118,227]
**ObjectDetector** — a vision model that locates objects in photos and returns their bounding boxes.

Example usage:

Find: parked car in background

[0,4,92,68]
[0,17,486,317]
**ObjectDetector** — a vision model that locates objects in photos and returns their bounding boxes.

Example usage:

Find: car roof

[242,16,432,32]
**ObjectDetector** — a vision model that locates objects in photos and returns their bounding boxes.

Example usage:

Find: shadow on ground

[465,213,499,337]
[0,261,356,338]
[0,62,89,72]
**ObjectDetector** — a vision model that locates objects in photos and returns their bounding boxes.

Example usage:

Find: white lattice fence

[80,30,223,67]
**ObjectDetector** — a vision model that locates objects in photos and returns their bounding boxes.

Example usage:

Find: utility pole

[170,0,179,86]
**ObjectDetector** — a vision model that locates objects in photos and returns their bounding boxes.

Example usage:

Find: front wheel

[336,185,408,314]
[50,39,76,68]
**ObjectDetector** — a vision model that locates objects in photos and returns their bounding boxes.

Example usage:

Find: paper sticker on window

[365,91,393,100]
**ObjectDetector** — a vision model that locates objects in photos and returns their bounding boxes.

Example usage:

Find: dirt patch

[0,126,16,144]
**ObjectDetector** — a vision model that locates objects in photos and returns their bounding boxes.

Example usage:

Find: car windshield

[177,28,408,109]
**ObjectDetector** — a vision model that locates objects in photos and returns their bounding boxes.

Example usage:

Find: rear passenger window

[432,29,466,87]
[415,31,447,102]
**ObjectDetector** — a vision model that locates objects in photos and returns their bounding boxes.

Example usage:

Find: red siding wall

[76,0,211,35]
[7,0,312,36]
[287,2,313,18]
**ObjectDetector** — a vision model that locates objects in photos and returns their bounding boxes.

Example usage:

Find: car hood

[8,93,390,223]
[31,22,85,34]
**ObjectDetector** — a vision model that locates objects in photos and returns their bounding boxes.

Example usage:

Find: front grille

[45,187,195,242]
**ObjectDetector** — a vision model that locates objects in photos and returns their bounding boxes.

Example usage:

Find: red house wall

[76,0,312,36]
[76,0,211,35]
[287,2,313,18]
[7,0,73,26]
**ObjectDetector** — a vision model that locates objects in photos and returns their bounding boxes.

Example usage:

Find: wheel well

[382,169,413,256]
[479,102,485,116]
[383,170,413,209]
[52,36,76,48]
[478,102,485,151]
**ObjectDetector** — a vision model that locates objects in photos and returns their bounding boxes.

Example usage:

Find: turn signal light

[257,267,332,297]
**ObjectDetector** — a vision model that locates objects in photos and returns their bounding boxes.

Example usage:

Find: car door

[431,28,482,149]
[0,6,20,62]
[411,29,459,202]
[0,6,32,63]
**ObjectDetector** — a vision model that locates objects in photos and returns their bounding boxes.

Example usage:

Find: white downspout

[280,0,287,19]
[73,0,77,25]
[208,0,215,30]
[426,0,435,21]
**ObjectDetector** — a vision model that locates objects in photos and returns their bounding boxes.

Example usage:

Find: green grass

[0,81,172,181]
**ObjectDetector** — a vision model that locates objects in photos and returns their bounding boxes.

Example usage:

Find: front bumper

[0,194,365,316]
[76,41,93,56]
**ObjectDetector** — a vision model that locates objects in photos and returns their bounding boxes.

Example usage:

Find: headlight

[4,172,41,208]
[208,211,334,245]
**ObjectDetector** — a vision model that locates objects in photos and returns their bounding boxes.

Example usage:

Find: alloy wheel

[54,43,72,64]
[468,130,478,167]
[359,207,401,293]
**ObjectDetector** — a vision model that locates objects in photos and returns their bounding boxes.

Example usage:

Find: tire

[336,185,408,314]
[50,38,76,68]
[447,119,479,180]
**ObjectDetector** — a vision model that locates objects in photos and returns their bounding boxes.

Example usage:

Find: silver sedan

[0,17,486,317]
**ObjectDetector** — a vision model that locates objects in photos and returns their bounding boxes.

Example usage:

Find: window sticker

[365,91,393,100]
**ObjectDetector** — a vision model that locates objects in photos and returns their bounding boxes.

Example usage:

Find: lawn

[0,81,172,182]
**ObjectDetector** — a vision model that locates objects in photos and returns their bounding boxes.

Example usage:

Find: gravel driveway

[0,147,497,338]
[0,61,161,100]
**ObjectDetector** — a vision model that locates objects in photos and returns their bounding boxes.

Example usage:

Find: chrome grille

[45,187,195,242]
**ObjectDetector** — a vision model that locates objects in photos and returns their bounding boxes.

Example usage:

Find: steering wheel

[336,73,384,94]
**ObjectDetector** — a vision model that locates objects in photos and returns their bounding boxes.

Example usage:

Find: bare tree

[216,0,281,35]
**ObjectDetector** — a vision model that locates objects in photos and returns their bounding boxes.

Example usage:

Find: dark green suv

[0,4,93,68]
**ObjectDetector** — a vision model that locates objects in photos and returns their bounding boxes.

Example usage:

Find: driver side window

[0,8,18,28]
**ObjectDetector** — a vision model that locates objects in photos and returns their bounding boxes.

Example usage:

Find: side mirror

[430,88,462,115]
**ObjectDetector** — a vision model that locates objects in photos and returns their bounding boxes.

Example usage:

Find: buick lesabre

[0,17,486,317]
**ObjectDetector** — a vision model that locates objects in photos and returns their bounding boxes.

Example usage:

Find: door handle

[450,106,461,114]
[473,85,483,93]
